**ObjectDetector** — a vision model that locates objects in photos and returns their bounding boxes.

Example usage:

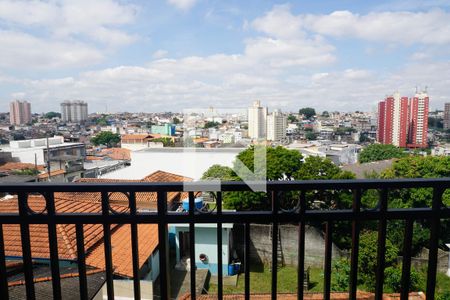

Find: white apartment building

[248,100,267,139]
[61,100,88,123]
[267,109,287,141]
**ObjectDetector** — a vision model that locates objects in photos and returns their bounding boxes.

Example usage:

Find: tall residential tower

[248,100,267,139]
[61,100,88,123]
[267,109,287,141]
[9,100,31,125]
[377,90,429,148]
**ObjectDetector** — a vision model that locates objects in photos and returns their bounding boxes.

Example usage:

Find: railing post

[46,192,62,300]
[426,187,444,299]
[0,224,9,300]
[129,191,141,300]
[157,191,170,300]
[271,190,279,300]
[349,188,361,300]
[188,192,197,298]
[76,224,88,300]
[297,190,306,300]
[216,192,223,300]
[101,191,114,300]
[324,221,333,300]
[375,188,388,300]
[18,192,35,300]
[244,222,250,300]
[400,218,414,300]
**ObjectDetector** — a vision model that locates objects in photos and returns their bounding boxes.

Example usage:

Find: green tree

[295,156,355,181]
[203,146,303,210]
[358,231,399,290]
[359,144,406,163]
[322,111,330,117]
[151,137,175,147]
[235,146,303,180]
[305,132,317,140]
[201,165,235,181]
[44,111,61,119]
[331,258,350,291]
[384,265,424,292]
[12,168,40,176]
[91,131,121,147]
[95,116,108,126]
[173,117,181,124]
[299,107,316,119]
[287,114,297,123]
[204,121,220,129]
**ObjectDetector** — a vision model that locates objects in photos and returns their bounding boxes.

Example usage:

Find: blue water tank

[228,264,235,276]
[182,197,203,211]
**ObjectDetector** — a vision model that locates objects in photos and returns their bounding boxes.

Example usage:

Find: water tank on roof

[182,197,203,211]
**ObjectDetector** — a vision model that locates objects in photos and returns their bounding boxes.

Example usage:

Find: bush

[331,258,350,291]
[384,266,424,292]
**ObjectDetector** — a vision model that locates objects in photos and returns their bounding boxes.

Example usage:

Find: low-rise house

[0,136,85,182]
[0,196,159,299]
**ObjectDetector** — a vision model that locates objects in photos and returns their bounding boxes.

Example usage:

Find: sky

[0,0,450,113]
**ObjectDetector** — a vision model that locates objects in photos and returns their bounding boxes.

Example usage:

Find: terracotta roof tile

[85,224,158,278]
[0,162,45,172]
[121,134,153,141]
[100,148,131,160]
[0,196,127,260]
[61,170,193,210]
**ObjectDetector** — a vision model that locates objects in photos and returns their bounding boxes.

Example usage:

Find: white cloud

[251,4,304,39]
[152,50,169,59]
[0,30,104,69]
[167,0,198,11]
[3,4,450,113]
[303,9,450,45]
[0,0,137,69]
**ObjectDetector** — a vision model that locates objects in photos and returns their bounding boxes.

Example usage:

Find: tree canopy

[359,144,406,163]
[91,131,121,147]
[151,137,175,147]
[299,107,316,119]
[204,121,220,129]
[201,164,235,181]
[44,112,61,119]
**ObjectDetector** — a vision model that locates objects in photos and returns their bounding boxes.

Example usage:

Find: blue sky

[0,0,450,113]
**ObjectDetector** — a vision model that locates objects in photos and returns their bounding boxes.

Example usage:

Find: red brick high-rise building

[377,92,409,147]
[377,90,429,148]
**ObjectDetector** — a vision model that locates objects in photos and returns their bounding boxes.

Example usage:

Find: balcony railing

[0,178,450,300]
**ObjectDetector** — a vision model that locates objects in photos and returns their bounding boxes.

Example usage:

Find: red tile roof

[121,134,153,142]
[0,196,128,260]
[62,170,193,209]
[0,196,158,278]
[0,162,44,172]
[85,224,158,278]
[100,148,131,160]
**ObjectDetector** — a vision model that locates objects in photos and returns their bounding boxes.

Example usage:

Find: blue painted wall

[172,225,232,275]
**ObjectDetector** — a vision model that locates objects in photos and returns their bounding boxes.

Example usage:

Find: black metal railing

[0,178,449,300]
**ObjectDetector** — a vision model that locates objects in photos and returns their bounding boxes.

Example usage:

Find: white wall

[102,148,241,180]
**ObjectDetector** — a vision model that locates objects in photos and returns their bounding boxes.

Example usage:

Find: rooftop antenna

[425,85,428,93]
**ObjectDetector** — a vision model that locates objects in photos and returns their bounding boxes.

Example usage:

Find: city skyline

[0,1,450,113]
